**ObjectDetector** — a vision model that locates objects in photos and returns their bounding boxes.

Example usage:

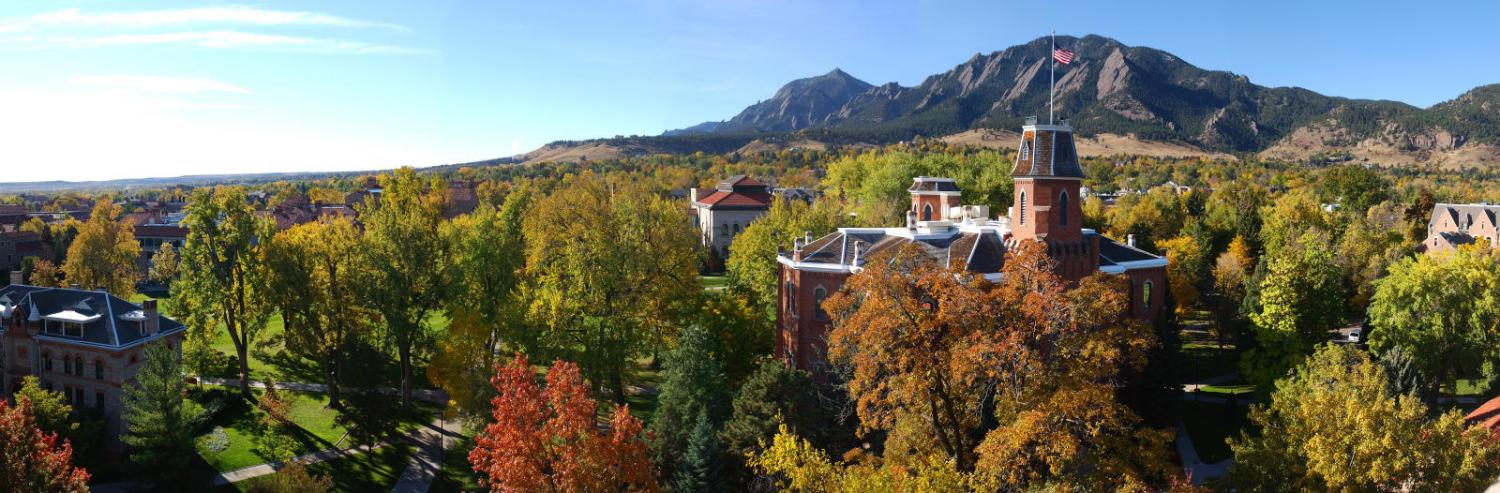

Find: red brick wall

[776,264,849,373]
[1012,178,1083,243]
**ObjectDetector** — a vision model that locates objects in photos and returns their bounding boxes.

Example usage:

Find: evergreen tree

[670,410,722,493]
[650,324,730,476]
[121,342,205,485]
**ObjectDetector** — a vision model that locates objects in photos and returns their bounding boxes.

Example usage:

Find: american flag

[1053,47,1075,65]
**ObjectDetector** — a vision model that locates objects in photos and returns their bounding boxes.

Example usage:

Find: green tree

[670,410,724,493]
[121,342,206,483]
[1368,247,1500,402]
[61,201,140,297]
[1230,344,1500,491]
[1242,231,1346,388]
[265,218,371,408]
[651,324,731,477]
[177,186,275,399]
[14,375,74,436]
[357,167,448,411]
[1318,164,1390,218]
[719,360,829,461]
[432,188,530,416]
[247,461,333,493]
[523,172,701,403]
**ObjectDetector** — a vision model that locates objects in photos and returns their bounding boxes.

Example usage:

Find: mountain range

[646,35,1500,167]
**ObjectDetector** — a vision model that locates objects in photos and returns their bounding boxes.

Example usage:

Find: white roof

[44,310,101,324]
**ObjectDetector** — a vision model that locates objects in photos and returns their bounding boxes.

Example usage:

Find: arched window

[1020,141,1031,161]
[1019,191,1028,225]
[720,224,729,236]
[63,355,70,375]
[733,223,741,235]
[1143,280,1154,309]
[1058,191,1069,225]
[922,203,934,221]
[95,360,104,379]
[813,286,828,320]
[785,281,797,315]
[73,357,82,376]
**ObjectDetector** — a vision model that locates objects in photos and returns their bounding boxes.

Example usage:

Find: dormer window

[1020,141,1031,161]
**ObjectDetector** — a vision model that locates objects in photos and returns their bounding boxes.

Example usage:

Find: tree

[358,168,448,411]
[27,259,62,287]
[719,360,829,462]
[247,461,333,493]
[725,198,847,320]
[1158,226,1208,313]
[750,424,971,493]
[0,396,90,493]
[433,189,530,417]
[264,218,371,408]
[61,201,141,297]
[650,324,731,478]
[1368,247,1500,402]
[1319,164,1390,218]
[177,186,275,400]
[1210,235,1254,346]
[823,241,1179,489]
[523,172,701,403]
[670,411,723,493]
[1230,344,1500,491]
[121,342,206,483]
[149,241,179,288]
[468,354,659,493]
[1241,230,1346,389]
[15,375,75,436]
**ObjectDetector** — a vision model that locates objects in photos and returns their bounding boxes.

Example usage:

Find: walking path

[1174,423,1231,485]
[390,416,465,493]
[211,439,388,486]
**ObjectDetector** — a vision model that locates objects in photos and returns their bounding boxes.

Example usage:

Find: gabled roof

[717,175,765,191]
[695,190,772,210]
[908,177,962,193]
[0,285,185,349]
[1467,395,1500,434]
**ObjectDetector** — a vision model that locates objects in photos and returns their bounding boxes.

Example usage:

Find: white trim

[777,256,854,273]
[1098,258,1169,274]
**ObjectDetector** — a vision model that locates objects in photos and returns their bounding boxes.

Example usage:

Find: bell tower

[1010,117,1084,243]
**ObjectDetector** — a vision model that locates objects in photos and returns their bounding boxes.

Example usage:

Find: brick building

[0,278,187,440]
[774,119,1168,373]
[1423,203,1500,254]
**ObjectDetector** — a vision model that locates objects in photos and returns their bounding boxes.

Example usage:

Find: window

[1058,191,1069,226]
[1143,280,1154,309]
[44,352,52,371]
[74,388,84,406]
[95,360,104,379]
[1019,191,1027,225]
[813,287,828,320]
[95,391,105,410]
[74,357,83,377]
[721,224,729,236]
[1020,141,1031,161]
[785,281,797,316]
[922,203,933,221]
[733,223,741,235]
[63,355,70,375]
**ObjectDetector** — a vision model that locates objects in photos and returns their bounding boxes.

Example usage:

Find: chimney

[8,271,21,286]
[142,299,160,336]
[851,242,863,267]
[804,231,813,246]
[906,209,917,231]
[1126,234,1136,248]
[689,187,698,204]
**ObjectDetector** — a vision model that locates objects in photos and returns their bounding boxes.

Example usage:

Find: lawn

[192,386,441,473]
[432,435,481,493]
[1180,342,1239,383]
[701,274,728,291]
[226,442,416,493]
[1176,400,1251,464]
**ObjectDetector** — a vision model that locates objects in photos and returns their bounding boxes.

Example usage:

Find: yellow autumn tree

[61,201,140,297]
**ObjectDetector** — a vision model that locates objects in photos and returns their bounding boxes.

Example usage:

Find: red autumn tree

[469,353,659,493]
[0,396,91,493]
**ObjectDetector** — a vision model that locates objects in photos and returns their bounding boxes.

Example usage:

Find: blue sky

[2,0,1497,182]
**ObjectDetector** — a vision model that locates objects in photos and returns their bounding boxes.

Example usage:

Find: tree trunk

[399,344,413,412]
[325,357,341,408]
[236,345,253,400]
[611,364,626,405]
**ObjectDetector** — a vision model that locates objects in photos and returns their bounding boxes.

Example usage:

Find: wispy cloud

[6,30,430,54]
[66,74,250,94]
[0,6,408,33]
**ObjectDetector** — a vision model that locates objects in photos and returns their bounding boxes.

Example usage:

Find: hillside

[645,35,1500,166]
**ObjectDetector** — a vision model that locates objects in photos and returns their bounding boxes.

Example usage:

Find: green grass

[1180,342,1239,382]
[701,274,728,290]
[431,435,481,493]
[229,443,416,493]
[1456,379,1489,397]
[1177,400,1250,464]
[193,386,441,473]
[1199,383,1257,395]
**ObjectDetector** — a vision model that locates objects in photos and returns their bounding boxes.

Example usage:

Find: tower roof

[1011,121,1085,179]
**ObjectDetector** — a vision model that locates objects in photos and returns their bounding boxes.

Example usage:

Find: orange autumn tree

[0,396,90,493]
[822,240,1182,491]
[470,354,659,493]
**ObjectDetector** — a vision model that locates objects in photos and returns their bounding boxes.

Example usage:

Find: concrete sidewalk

[390,417,465,493]
[197,377,450,404]
[211,440,388,486]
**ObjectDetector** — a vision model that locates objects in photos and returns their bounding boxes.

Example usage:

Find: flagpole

[1049,30,1055,124]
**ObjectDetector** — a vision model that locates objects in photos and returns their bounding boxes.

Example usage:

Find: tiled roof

[135,224,189,238]
[1012,128,1084,179]
[908,179,962,193]
[717,175,765,190]
[0,285,185,349]
[0,204,27,216]
[1467,395,1500,433]
[695,190,772,210]
[785,228,1162,277]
